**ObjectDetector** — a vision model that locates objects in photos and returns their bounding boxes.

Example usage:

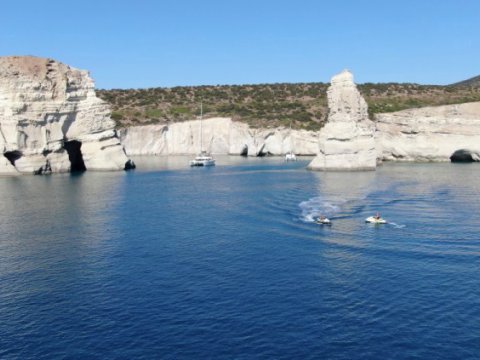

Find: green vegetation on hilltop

[360,83,480,118]
[97,82,480,129]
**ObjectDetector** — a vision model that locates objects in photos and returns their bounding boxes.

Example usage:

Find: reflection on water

[311,170,376,198]
[0,172,125,278]
[1,158,480,359]
[300,170,376,222]
[131,155,316,172]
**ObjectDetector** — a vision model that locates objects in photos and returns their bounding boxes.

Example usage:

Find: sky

[1,0,479,89]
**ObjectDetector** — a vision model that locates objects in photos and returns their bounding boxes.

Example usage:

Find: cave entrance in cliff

[450,149,476,163]
[64,140,87,172]
[240,145,248,157]
[3,150,22,166]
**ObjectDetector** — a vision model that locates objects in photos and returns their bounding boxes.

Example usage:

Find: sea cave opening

[450,149,476,163]
[64,140,87,172]
[240,145,248,157]
[4,150,22,166]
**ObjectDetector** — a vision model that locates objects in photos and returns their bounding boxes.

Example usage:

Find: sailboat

[190,102,216,166]
[285,122,297,161]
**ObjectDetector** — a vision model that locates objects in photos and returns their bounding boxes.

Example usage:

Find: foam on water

[387,221,406,229]
[299,196,346,222]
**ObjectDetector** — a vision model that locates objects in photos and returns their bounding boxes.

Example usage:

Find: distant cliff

[376,102,480,162]
[119,118,319,157]
[0,56,134,175]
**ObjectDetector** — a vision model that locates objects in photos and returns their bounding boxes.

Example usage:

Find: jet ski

[365,216,387,224]
[315,217,332,225]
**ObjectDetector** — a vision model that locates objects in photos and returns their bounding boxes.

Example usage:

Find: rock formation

[112,66,480,166]
[0,56,133,175]
[308,70,376,170]
[375,102,480,162]
[119,117,319,156]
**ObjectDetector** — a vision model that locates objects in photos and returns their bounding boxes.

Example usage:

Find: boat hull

[190,159,215,166]
[365,216,387,224]
[285,153,297,161]
[315,218,332,225]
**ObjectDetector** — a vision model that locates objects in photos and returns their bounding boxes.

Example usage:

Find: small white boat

[285,152,297,161]
[285,122,297,161]
[190,102,216,167]
[190,151,215,167]
[365,216,387,224]
[315,217,332,225]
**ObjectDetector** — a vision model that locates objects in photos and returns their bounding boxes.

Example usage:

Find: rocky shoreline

[120,71,480,169]
[1,56,479,175]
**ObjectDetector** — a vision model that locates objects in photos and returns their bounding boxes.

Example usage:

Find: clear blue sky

[1,0,478,88]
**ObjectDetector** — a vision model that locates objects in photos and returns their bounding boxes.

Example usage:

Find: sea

[1,156,479,359]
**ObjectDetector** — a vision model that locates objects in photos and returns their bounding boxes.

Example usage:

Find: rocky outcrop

[0,56,133,175]
[375,102,480,162]
[119,117,319,156]
[119,72,480,167]
[308,70,376,171]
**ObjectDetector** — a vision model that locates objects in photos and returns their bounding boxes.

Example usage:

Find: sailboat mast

[200,102,203,152]
[289,121,292,154]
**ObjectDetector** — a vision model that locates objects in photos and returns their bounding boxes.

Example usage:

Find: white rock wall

[375,102,480,162]
[119,117,319,156]
[0,56,132,175]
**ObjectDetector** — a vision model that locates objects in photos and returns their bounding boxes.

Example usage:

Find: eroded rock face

[376,102,480,162]
[0,56,133,175]
[308,70,376,170]
[119,117,319,156]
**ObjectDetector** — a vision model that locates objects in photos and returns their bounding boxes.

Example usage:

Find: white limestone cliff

[0,56,134,175]
[119,71,480,166]
[119,117,319,156]
[375,102,480,162]
[308,70,376,170]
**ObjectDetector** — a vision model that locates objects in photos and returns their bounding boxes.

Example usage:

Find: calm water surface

[1,156,479,359]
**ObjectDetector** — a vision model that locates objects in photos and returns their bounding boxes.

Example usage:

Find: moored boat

[190,102,216,167]
[285,122,297,161]
[190,151,215,166]
[285,151,297,161]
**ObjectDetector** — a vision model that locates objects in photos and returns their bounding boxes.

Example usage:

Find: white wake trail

[387,222,406,229]
[299,196,346,223]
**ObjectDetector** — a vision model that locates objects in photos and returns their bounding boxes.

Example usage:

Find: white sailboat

[285,122,297,161]
[285,151,297,161]
[190,103,216,167]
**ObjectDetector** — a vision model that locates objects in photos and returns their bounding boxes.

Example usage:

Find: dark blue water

[1,157,479,359]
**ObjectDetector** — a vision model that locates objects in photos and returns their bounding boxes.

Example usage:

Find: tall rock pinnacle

[307,70,376,171]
